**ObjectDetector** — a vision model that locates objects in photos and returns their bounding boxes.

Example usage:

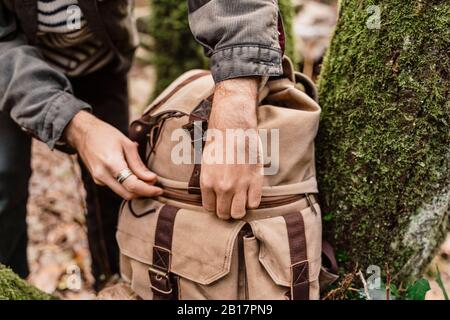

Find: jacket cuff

[210,45,283,83]
[41,91,91,150]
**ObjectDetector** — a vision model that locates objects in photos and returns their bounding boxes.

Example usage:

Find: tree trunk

[317,0,449,282]
[0,265,53,300]
[149,0,296,96]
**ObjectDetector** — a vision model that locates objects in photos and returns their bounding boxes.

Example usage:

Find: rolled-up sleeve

[0,4,91,149]
[188,0,283,82]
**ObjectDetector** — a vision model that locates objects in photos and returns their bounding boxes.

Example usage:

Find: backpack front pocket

[117,198,245,299]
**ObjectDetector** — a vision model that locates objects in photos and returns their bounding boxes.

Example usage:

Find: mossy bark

[0,265,53,300]
[317,0,449,282]
[149,0,296,96]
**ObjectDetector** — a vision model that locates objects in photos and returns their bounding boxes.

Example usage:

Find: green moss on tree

[317,0,449,282]
[278,0,296,61]
[0,265,53,300]
[149,0,296,96]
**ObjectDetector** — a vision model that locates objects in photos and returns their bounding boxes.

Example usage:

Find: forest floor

[24,0,449,300]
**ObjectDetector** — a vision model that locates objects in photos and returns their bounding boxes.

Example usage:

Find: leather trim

[188,164,202,195]
[129,72,210,162]
[322,240,339,275]
[283,211,310,300]
[149,205,179,300]
[161,187,316,210]
[185,97,213,194]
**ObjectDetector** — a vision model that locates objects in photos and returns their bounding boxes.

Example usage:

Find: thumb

[122,140,157,183]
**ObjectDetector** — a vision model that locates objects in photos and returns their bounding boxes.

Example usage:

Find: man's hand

[65,111,163,200]
[200,77,263,220]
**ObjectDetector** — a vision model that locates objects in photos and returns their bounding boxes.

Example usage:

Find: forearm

[209,77,259,130]
[201,76,263,219]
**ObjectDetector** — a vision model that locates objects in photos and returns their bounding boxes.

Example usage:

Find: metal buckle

[148,265,169,278]
[148,265,173,295]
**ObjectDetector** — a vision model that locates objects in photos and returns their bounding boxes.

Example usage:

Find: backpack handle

[295,72,318,103]
[278,56,319,103]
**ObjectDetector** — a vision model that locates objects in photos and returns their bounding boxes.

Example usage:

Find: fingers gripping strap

[283,212,310,300]
[149,205,179,300]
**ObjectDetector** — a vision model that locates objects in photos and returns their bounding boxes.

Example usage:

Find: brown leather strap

[129,71,210,161]
[322,240,339,275]
[188,163,202,194]
[149,205,179,300]
[185,97,213,194]
[129,117,153,161]
[283,211,310,300]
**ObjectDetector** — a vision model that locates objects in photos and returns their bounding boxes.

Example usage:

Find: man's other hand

[201,77,263,220]
[65,111,163,200]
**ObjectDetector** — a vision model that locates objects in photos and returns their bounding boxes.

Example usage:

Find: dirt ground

[23,1,449,300]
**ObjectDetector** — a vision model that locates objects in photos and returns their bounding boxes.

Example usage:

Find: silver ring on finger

[116,168,133,184]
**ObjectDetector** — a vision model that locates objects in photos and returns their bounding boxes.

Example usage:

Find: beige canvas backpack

[116,57,338,300]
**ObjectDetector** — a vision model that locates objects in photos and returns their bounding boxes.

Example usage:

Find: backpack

[117,57,338,300]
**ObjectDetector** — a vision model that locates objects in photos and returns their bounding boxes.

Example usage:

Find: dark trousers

[0,65,129,289]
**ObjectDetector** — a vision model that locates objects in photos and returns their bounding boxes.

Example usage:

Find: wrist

[211,77,259,129]
[215,77,259,102]
[64,110,96,148]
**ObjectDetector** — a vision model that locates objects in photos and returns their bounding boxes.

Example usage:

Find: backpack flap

[117,198,245,299]
[249,201,322,299]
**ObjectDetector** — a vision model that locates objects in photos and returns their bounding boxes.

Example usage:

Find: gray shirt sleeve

[0,3,91,149]
[188,0,284,82]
